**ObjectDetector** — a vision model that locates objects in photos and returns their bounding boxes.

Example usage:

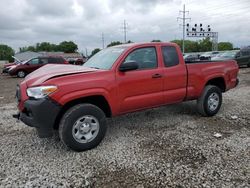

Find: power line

[177,4,191,53]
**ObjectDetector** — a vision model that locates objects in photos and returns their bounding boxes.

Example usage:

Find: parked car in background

[211,49,250,67]
[183,53,200,62]
[211,50,239,61]
[8,56,68,78]
[200,51,220,60]
[236,47,250,67]
[67,58,85,65]
[2,57,22,73]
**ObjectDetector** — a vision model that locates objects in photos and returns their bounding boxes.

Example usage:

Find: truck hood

[25,64,98,87]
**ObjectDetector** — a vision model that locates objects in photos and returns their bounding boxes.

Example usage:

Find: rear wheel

[17,70,26,78]
[197,85,222,116]
[59,103,107,152]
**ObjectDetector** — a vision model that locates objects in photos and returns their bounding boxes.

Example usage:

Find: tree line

[0,38,235,61]
[89,38,234,57]
[0,41,78,61]
[19,41,78,53]
[171,37,234,53]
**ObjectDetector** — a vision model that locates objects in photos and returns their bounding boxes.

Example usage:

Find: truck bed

[185,60,217,64]
[185,60,238,100]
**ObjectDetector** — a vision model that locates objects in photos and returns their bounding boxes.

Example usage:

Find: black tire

[59,103,107,152]
[197,85,222,117]
[17,70,26,78]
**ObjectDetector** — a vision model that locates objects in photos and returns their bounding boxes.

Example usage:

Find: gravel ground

[0,68,249,187]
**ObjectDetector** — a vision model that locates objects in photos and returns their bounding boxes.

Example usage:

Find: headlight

[27,86,57,99]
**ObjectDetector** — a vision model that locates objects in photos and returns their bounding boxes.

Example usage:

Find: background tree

[58,41,78,53]
[185,40,200,52]
[151,40,162,42]
[171,40,199,52]
[90,48,101,58]
[19,41,78,53]
[107,41,123,47]
[171,37,213,52]
[19,46,37,52]
[0,44,15,61]
[36,42,54,52]
[218,42,233,51]
[198,37,213,52]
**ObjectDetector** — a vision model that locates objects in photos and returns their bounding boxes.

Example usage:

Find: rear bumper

[17,98,61,137]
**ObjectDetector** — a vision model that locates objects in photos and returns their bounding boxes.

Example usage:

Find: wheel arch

[54,95,112,129]
[205,77,226,92]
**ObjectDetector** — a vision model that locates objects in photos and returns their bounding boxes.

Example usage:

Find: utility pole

[101,33,105,49]
[123,20,128,43]
[177,4,191,54]
[85,48,88,58]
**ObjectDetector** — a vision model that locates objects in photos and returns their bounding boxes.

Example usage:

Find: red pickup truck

[14,42,239,151]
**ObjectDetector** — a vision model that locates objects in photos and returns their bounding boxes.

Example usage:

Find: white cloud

[0,0,249,53]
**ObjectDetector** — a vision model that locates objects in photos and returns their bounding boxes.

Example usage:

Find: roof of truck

[110,42,177,48]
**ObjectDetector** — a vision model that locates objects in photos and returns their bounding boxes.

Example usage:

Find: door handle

[152,73,162,78]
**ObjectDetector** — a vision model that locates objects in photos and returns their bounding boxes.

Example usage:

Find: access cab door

[116,46,164,113]
[161,46,187,104]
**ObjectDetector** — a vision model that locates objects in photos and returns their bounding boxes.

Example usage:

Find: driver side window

[124,47,157,70]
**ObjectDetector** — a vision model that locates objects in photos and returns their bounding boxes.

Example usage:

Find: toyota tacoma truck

[14,42,239,151]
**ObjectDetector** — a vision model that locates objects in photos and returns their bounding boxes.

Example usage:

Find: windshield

[83,47,126,70]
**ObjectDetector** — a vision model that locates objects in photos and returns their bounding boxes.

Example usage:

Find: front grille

[16,85,21,102]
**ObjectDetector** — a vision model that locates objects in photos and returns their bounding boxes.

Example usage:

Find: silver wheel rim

[18,71,25,77]
[208,92,219,111]
[72,115,100,143]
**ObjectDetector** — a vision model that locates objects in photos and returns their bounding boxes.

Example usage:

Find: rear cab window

[161,46,179,67]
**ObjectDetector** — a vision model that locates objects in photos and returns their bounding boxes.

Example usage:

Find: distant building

[14,51,41,61]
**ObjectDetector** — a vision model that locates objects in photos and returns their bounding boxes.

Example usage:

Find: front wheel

[59,104,107,152]
[197,85,222,117]
[17,70,26,78]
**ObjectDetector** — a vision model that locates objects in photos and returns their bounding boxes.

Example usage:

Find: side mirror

[119,61,138,72]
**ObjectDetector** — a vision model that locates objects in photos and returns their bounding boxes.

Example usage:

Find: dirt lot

[0,67,249,187]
